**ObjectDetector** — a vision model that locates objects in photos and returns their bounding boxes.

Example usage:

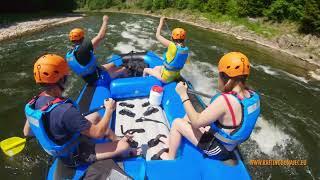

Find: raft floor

[115,98,170,160]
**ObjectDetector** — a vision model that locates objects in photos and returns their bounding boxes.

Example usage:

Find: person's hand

[175,82,188,100]
[103,15,109,23]
[104,98,115,112]
[160,17,166,23]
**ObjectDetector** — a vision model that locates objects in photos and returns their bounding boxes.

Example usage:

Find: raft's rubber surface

[115,98,170,160]
[47,51,251,180]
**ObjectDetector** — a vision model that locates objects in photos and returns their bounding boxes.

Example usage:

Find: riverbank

[79,8,320,79]
[0,15,84,42]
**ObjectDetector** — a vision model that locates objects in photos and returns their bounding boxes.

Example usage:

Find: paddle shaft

[81,105,105,116]
[187,89,212,99]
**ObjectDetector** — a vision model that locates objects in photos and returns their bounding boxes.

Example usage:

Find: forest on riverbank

[1,0,319,36]
[74,0,320,36]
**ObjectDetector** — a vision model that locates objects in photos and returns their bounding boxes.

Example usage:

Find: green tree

[238,0,273,17]
[204,0,228,14]
[300,0,320,35]
[175,0,188,10]
[264,0,305,22]
[142,0,153,10]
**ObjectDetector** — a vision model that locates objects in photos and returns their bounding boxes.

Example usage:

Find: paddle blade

[0,137,26,157]
[186,58,191,64]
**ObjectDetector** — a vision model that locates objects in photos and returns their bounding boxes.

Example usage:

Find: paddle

[0,105,106,157]
[187,89,212,99]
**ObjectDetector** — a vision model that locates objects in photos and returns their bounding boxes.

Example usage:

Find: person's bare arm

[23,120,33,136]
[176,82,224,129]
[81,98,115,139]
[91,15,109,50]
[156,17,171,47]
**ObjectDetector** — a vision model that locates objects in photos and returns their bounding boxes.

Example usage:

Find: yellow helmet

[69,28,84,41]
[218,52,250,77]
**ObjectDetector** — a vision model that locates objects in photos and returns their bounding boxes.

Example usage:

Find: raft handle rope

[120,125,145,135]
[136,117,170,131]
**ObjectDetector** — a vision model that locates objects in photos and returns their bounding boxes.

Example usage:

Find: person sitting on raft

[143,17,189,83]
[66,15,126,84]
[23,54,138,166]
[153,52,260,160]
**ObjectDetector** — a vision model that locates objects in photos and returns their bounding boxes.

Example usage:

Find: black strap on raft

[120,125,145,135]
[136,117,170,131]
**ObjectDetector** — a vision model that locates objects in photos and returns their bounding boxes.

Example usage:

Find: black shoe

[119,102,135,108]
[119,109,136,118]
[151,148,169,160]
[142,101,150,107]
[147,134,167,148]
[143,107,159,116]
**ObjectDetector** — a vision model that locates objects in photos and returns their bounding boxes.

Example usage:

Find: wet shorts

[77,136,97,164]
[197,131,232,160]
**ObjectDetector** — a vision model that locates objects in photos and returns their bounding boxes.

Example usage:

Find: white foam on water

[109,24,116,28]
[282,71,309,84]
[181,60,218,104]
[121,31,137,40]
[46,34,66,39]
[25,38,45,44]
[87,28,94,32]
[250,117,293,156]
[16,72,29,78]
[114,41,137,53]
[252,64,279,76]
[120,21,126,26]
[63,76,78,96]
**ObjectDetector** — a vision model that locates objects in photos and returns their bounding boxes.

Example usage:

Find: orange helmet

[34,54,70,84]
[69,28,84,41]
[172,28,186,40]
[218,52,250,77]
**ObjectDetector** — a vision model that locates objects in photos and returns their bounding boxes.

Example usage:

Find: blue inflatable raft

[47,51,251,180]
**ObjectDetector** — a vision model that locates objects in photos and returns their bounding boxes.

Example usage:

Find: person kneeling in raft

[66,15,127,85]
[143,17,189,83]
[153,52,260,160]
[23,54,139,166]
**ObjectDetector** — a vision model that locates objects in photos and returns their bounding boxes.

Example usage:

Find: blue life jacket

[163,45,189,71]
[66,45,97,78]
[209,91,260,148]
[25,95,79,158]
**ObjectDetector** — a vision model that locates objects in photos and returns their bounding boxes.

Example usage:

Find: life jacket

[209,91,260,150]
[163,45,189,72]
[65,45,97,78]
[25,94,79,158]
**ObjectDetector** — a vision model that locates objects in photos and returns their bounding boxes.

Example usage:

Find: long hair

[219,72,249,92]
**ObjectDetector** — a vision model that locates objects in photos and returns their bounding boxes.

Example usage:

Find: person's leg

[105,128,119,142]
[102,63,128,78]
[95,137,131,160]
[160,116,203,160]
[109,67,128,78]
[102,63,115,71]
[143,66,163,80]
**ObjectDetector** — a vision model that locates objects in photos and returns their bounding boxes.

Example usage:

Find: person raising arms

[153,52,260,160]
[143,17,189,83]
[66,15,126,84]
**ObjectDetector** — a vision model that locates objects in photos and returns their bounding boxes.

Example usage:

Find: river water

[0,13,319,179]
